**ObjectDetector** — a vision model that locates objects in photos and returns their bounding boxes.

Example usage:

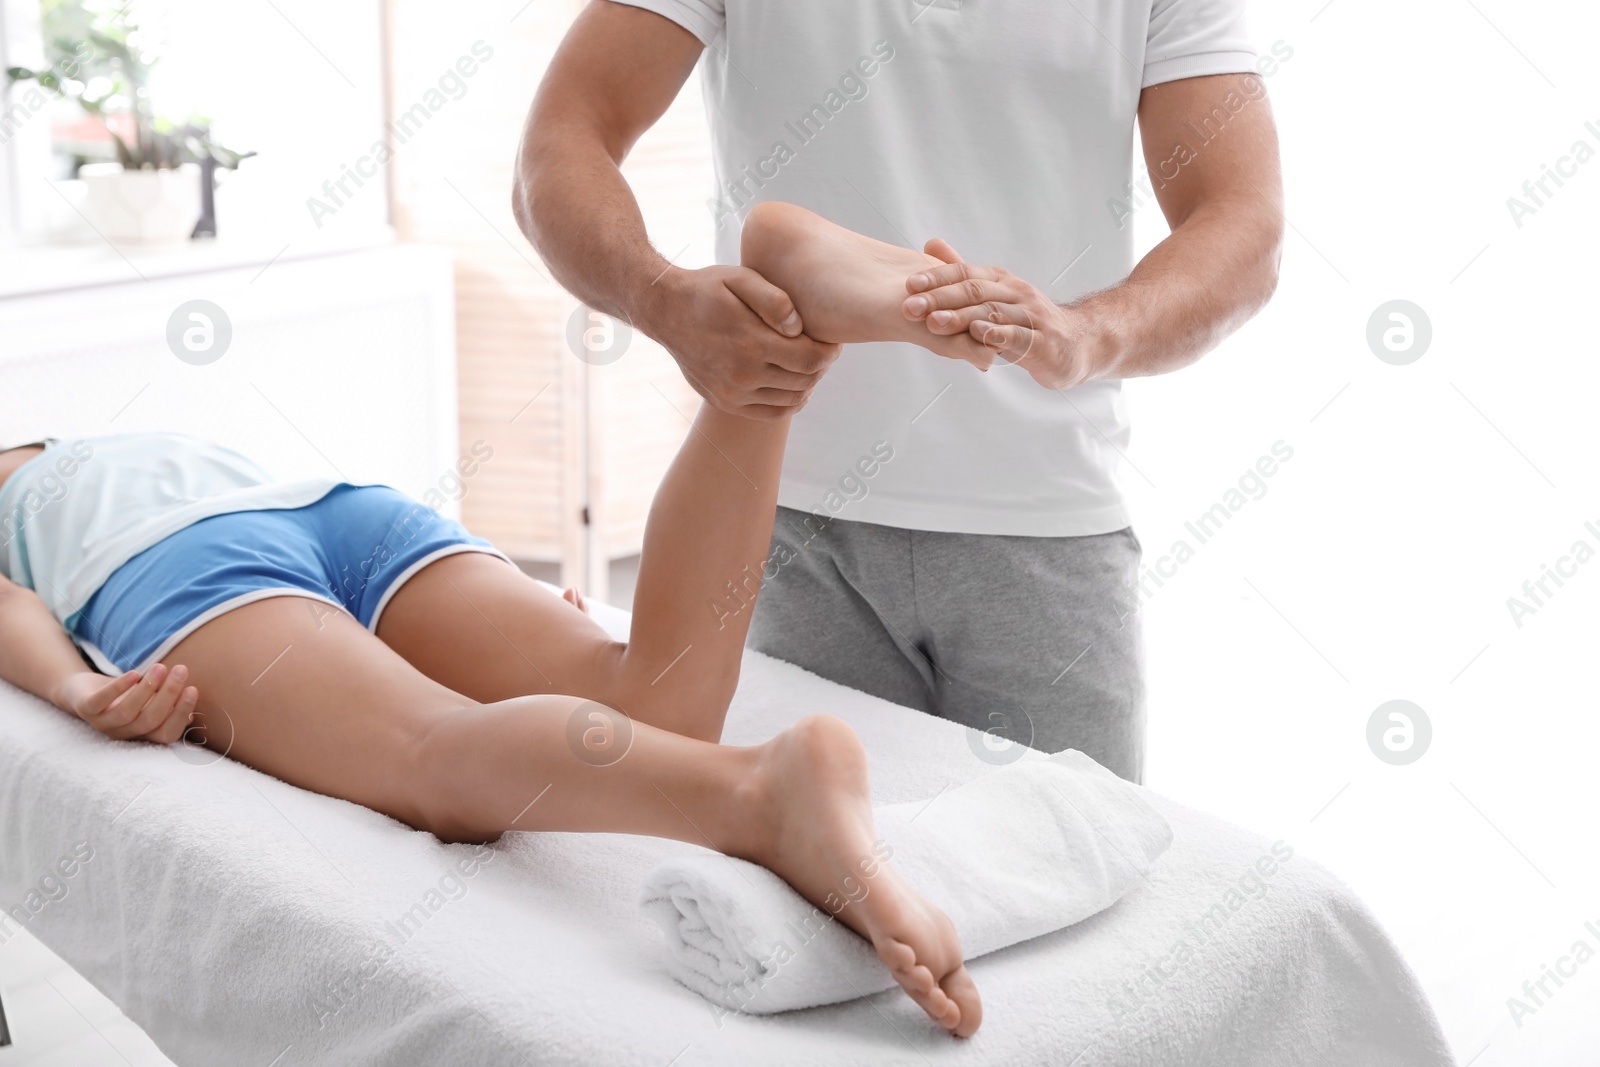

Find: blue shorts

[73,485,508,673]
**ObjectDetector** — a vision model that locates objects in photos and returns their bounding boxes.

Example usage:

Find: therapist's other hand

[56,663,198,744]
[902,239,1109,391]
[645,265,842,420]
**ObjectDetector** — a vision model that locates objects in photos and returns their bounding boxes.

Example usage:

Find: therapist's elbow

[1236,205,1285,318]
[510,132,543,248]
[510,96,562,247]
[510,119,591,257]
[1254,227,1285,314]
[1260,205,1286,289]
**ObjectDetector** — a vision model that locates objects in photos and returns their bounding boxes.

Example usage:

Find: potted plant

[5,0,253,243]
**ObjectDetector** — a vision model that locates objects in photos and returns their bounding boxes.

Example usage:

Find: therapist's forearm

[512,4,837,419]
[513,111,672,327]
[1081,194,1283,383]
[510,3,707,328]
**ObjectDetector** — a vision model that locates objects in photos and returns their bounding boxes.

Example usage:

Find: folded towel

[639,748,1172,1015]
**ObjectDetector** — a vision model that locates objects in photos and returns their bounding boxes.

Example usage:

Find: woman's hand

[55,664,199,743]
[0,576,198,742]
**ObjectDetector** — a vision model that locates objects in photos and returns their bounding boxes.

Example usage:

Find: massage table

[0,597,1454,1066]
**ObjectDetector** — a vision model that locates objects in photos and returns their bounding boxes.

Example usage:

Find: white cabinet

[0,239,463,517]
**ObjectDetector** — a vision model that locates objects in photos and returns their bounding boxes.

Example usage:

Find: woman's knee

[385,710,496,842]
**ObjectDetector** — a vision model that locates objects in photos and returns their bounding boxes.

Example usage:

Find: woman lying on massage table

[0,203,1010,1037]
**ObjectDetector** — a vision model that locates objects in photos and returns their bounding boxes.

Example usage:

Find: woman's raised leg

[379,205,969,738]
[161,594,981,1035]
[377,405,797,741]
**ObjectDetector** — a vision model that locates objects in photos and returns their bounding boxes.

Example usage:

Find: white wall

[1123,2,1600,1064]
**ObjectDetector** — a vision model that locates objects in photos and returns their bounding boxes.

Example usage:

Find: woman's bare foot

[740,201,995,372]
[740,715,983,1037]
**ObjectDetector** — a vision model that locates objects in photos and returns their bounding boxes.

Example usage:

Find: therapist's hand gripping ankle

[639,263,842,420]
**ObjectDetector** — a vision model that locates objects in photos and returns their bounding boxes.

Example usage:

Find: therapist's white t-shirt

[612,0,1259,536]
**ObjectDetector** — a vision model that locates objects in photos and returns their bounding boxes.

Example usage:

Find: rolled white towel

[638,749,1172,1015]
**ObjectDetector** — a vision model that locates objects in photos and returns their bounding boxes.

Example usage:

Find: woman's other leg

[164,594,754,841]
[378,405,795,741]
[163,594,980,1034]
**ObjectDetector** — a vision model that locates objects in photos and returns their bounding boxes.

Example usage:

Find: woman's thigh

[374,552,623,706]
[164,594,473,829]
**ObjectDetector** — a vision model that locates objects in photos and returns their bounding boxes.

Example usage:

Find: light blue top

[0,433,344,629]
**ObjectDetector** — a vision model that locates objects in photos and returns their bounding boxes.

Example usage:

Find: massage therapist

[512,0,1284,783]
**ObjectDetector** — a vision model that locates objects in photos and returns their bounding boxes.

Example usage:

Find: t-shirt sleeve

[604,0,726,46]
[1143,0,1258,88]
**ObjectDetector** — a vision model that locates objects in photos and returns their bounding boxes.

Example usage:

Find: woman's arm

[0,574,197,742]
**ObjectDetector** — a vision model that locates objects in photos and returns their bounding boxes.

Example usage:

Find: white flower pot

[78,162,201,244]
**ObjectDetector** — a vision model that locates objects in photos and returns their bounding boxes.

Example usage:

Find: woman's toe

[875,936,917,974]
[942,966,983,1037]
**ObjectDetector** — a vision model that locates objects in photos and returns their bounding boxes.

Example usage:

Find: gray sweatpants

[748,506,1146,783]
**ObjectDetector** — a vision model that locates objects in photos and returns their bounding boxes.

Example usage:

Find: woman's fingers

[73,664,199,743]
[149,687,200,746]
[81,670,142,717]
[120,664,191,741]
[94,663,183,740]
[89,663,165,734]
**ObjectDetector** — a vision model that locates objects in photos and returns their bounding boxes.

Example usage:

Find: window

[0,0,388,246]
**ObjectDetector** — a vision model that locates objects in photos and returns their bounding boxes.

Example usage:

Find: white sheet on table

[0,597,1454,1066]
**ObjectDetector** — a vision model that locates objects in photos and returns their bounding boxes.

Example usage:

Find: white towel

[639,748,1173,1015]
